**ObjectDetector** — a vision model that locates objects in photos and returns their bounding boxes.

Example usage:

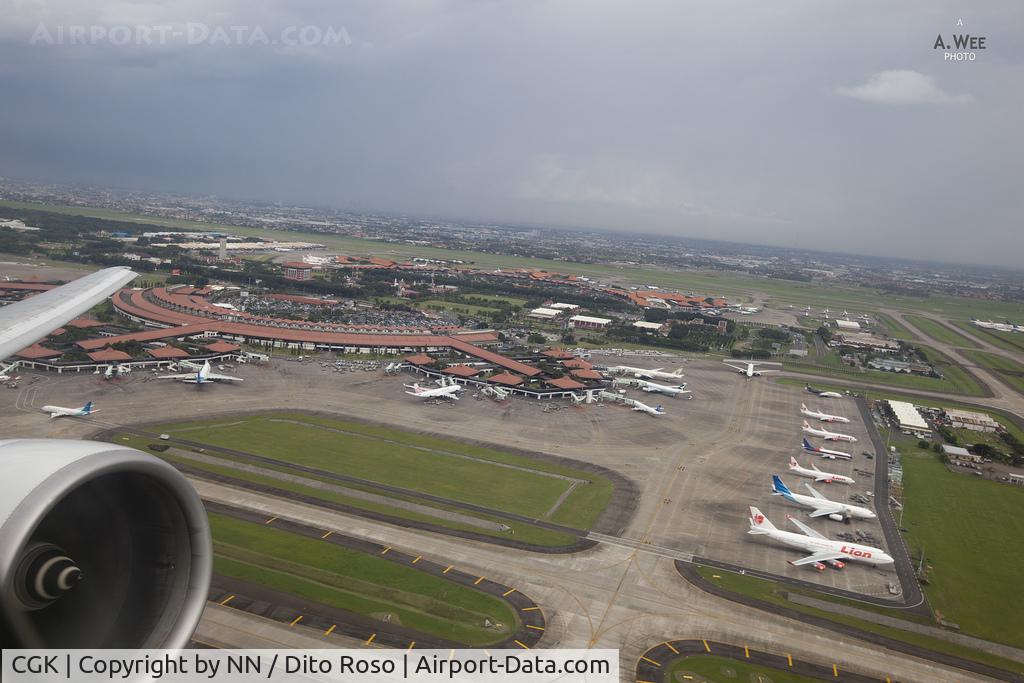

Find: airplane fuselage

[758,527,891,565]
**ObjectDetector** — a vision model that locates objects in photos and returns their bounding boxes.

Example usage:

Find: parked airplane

[404,382,463,400]
[40,401,98,419]
[631,400,666,416]
[159,359,243,384]
[805,384,843,399]
[801,437,852,460]
[802,420,857,442]
[636,379,692,398]
[771,475,875,521]
[722,360,781,378]
[609,366,684,381]
[788,457,855,485]
[747,506,892,570]
[800,402,850,423]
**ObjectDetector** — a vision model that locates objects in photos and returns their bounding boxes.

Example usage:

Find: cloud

[835,70,973,105]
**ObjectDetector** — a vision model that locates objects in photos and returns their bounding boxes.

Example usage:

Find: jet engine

[0,439,211,648]
[828,513,847,523]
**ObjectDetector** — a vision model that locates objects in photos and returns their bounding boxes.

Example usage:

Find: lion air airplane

[802,420,857,442]
[636,379,692,398]
[404,382,463,400]
[771,475,875,521]
[609,366,684,381]
[805,384,843,399]
[747,506,893,571]
[722,359,781,378]
[801,437,852,460]
[788,457,855,485]
[800,403,850,423]
[40,401,98,419]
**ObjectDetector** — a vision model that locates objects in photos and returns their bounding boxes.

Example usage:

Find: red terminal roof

[205,341,241,353]
[561,358,592,369]
[442,364,481,377]
[16,344,62,359]
[546,376,585,390]
[147,346,191,359]
[77,323,215,350]
[404,353,434,365]
[487,372,523,386]
[49,328,67,337]
[541,349,574,360]
[88,348,132,362]
[569,369,604,381]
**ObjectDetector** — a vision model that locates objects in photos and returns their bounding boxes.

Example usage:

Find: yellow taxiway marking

[474,576,485,585]
[412,555,422,564]
[514,640,529,650]
[407,642,415,652]
[526,625,544,631]
[321,531,332,540]
[520,606,539,611]
[218,595,235,606]
[503,588,516,597]
[639,656,660,667]
[702,639,711,653]
[443,565,453,574]
[665,642,679,655]
[786,654,793,667]
[289,615,303,627]
[264,516,277,525]
[832,664,838,677]
[323,625,336,637]
[381,546,391,554]
[365,633,376,645]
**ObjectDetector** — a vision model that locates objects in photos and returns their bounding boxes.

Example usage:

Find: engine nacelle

[828,513,846,522]
[0,439,211,648]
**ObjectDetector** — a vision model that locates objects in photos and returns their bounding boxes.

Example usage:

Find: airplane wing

[787,515,828,539]
[803,483,830,500]
[790,551,845,566]
[0,266,136,360]
[204,373,243,382]
[159,373,197,380]
[722,363,745,371]
[808,506,842,518]
[813,474,836,482]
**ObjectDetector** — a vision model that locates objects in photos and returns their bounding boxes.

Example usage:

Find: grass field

[417,299,501,317]
[133,412,612,541]
[899,447,1024,648]
[695,565,1024,674]
[905,315,980,348]
[876,313,917,341]
[7,199,1024,321]
[784,345,985,397]
[209,513,518,645]
[962,349,1024,395]
[666,655,821,683]
[948,321,1024,353]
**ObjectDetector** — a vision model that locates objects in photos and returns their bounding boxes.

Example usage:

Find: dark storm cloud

[0,1,1021,266]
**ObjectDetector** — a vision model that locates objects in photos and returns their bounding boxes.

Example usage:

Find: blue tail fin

[771,475,792,496]
[802,438,815,451]
[82,402,93,414]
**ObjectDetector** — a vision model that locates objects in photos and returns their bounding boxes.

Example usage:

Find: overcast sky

[1,1,1021,266]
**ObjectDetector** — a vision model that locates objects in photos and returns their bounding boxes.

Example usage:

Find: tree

[527,332,545,345]
[917,439,930,450]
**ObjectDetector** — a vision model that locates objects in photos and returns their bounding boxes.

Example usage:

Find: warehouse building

[886,400,931,437]
[945,408,1001,432]
[569,315,612,330]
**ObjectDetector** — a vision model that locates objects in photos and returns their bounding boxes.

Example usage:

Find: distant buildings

[868,358,933,375]
[569,315,612,330]
[832,332,900,352]
[834,319,861,331]
[283,262,313,281]
[529,307,561,320]
[886,400,931,436]
[945,408,1001,433]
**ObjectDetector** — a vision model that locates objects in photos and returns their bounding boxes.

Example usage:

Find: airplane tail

[800,402,808,411]
[788,456,799,469]
[412,383,423,394]
[802,437,816,451]
[82,401,93,414]
[748,506,776,534]
[771,475,792,497]
[802,419,812,429]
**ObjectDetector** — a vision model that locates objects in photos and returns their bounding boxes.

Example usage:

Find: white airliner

[800,402,850,423]
[801,438,852,460]
[636,379,692,398]
[404,382,463,400]
[805,384,843,399]
[771,475,875,521]
[802,420,857,442]
[747,506,892,570]
[788,457,855,485]
[722,360,781,378]
[41,401,98,419]
[631,400,665,416]
[159,360,243,384]
[608,366,684,381]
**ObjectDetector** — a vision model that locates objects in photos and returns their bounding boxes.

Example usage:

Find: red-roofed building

[16,345,62,360]
[49,328,67,337]
[561,358,592,370]
[541,349,574,360]
[283,262,313,281]
[148,346,191,359]
[570,369,604,381]
[405,353,434,365]
[488,372,523,386]
[546,376,585,390]
[67,318,104,328]
[205,341,241,354]
[88,348,132,362]
[443,364,481,378]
